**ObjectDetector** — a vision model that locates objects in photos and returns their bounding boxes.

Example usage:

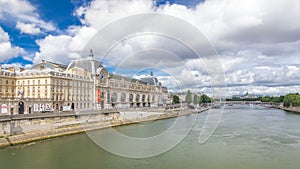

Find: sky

[0,0,299,96]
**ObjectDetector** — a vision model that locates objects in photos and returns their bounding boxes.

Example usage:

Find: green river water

[1,105,300,169]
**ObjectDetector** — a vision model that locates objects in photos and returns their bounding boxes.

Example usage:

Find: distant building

[232,92,261,99]
[0,52,168,115]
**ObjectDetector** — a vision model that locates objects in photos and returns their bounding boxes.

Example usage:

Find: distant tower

[89,49,94,58]
[150,71,153,76]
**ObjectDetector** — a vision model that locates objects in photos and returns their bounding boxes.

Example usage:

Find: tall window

[136,94,140,102]
[111,93,118,103]
[121,93,126,102]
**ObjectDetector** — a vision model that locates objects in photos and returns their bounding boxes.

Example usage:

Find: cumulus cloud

[33,26,97,64]
[1,62,32,70]
[0,26,24,62]
[74,0,154,29]
[31,0,300,95]
[0,0,55,34]
[16,22,41,35]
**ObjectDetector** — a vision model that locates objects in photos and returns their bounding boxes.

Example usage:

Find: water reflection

[1,105,300,169]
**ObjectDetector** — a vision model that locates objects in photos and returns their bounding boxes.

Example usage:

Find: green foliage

[193,94,202,105]
[261,95,271,102]
[0,135,3,139]
[185,90,192,104]
[201,94,211,103]
[283,93,300,107]
[261,95,284,103]
[226,93,297,106]
[172,95,180,104]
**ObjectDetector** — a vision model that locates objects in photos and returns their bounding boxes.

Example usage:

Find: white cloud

[31,0,300,95]
[75,0,154,29]
[0,0,56,34]
[34,35,74,64]
[0,62,31,70]
[0,26,24,62]
[16,22,41,35]
[33,26,97,64]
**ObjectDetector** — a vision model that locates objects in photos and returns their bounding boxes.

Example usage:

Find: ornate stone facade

[0,54,168,115]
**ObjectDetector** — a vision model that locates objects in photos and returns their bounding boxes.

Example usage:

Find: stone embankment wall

[0,111,121,148]
[0,108,209,149]
[0,111,120,136]
[281,107,300,113]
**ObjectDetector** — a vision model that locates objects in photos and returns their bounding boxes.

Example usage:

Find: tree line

[172,90,212,105]
[172,91,300,108]
[226,93,300,107]
[283,93,300,107]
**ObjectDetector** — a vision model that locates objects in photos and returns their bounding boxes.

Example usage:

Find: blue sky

[0,0,299,95]
[0,0,203,66]
[0,0,85,64]
[0,0,204,76]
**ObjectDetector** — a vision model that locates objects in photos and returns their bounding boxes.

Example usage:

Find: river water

[1,105,300,169]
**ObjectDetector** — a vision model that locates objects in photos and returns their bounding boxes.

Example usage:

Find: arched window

[142,95,145,102]
[111,93,118,102]
[129,94,133,102]
[147,95,150,102]
[121,93,126,102]
[136,94,140,102]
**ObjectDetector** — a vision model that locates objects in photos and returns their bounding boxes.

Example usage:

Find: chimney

[8,67,15,72]
[20,67,25,72]
[89,49,94,58]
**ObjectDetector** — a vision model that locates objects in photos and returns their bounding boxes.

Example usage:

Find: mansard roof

[66,57,102,74]
[140,76,159,86]
[109,74,149,85]
[31,60,67,71]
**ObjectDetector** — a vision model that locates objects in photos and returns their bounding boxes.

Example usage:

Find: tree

[270,96,281,103]
[261,96,271,102]
[283,93,300,107]
[201,94,211,103]
[172,95,180,104]
[193,94,201,105]
[185,90,192,104]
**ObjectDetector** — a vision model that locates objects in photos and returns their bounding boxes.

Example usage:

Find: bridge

[223,101,281,108]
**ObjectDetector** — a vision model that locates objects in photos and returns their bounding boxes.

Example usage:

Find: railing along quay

[0,109,120,122]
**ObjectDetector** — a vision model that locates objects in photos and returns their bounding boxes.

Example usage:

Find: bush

[283,93,300,107]
[172,95,180,104]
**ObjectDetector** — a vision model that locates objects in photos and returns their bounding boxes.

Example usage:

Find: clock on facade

[100,71,106,83]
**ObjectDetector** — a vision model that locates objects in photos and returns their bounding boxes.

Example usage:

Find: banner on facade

[45,104,51,111]
[40,104,45,111]
[1,104,8,113]
[63,106,71,111]
[97,89,101,103]
[34,104,39,112]
[107,90,110,102]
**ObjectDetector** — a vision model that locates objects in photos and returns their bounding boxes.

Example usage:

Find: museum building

[0,52,168,114]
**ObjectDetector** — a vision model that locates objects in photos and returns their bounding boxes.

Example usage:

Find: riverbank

[281,107,300,114]
[0,108,208,149]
